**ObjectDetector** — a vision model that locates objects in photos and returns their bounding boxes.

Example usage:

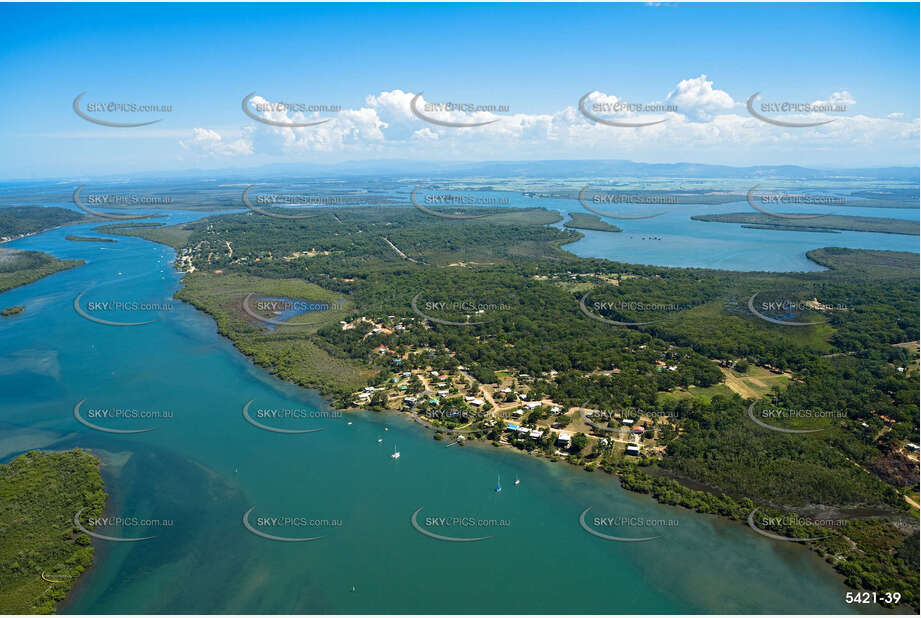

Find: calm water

[0,210,868,613]
[438,191,919,272]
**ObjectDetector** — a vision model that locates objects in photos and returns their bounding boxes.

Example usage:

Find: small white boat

[377,437,383,444]
[495,475,502,493]
[347,421,352,425]
[514,477,520,486]
[391,445,400,459]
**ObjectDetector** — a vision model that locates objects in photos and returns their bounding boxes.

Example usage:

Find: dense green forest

[0,249,84,294]
[0,207,83,239]
[0,450,107,614]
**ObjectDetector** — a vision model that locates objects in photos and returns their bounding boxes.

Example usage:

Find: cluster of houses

[508,401,562,417]
[503,423,641,456]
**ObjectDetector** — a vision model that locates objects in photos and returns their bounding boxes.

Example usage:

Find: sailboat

[495,475,502,493]
[514,476,520,486]
[377,437,383,444]
[391,444,400,459]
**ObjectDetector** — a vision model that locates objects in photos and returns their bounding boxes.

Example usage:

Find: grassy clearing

[175,272,374,398]
[658,383,735,405]
[93,222,193,250]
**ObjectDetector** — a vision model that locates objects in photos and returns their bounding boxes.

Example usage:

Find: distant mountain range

[35,159,921,184]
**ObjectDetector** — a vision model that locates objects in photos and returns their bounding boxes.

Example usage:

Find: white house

[557,432,572,446]
[625,444,640,456]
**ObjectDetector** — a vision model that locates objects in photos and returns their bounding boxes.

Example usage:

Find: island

[1,305,25,317]
[0,449,107,614]
[564,212,622,232]
[64,235,116,243]
[692,212,919,235]
[105,204,920,610]
[0,248,84,295]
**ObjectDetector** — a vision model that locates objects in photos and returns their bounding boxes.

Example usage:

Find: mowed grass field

[721,365,793,399]
[658,382,736,405]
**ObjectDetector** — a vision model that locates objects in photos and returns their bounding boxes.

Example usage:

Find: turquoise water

[422,191,919,272]
[0,211,863,613]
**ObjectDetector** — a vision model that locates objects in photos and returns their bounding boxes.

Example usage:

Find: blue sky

[0,2,918,179]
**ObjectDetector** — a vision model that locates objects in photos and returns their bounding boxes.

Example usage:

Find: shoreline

[85,211,918,611]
